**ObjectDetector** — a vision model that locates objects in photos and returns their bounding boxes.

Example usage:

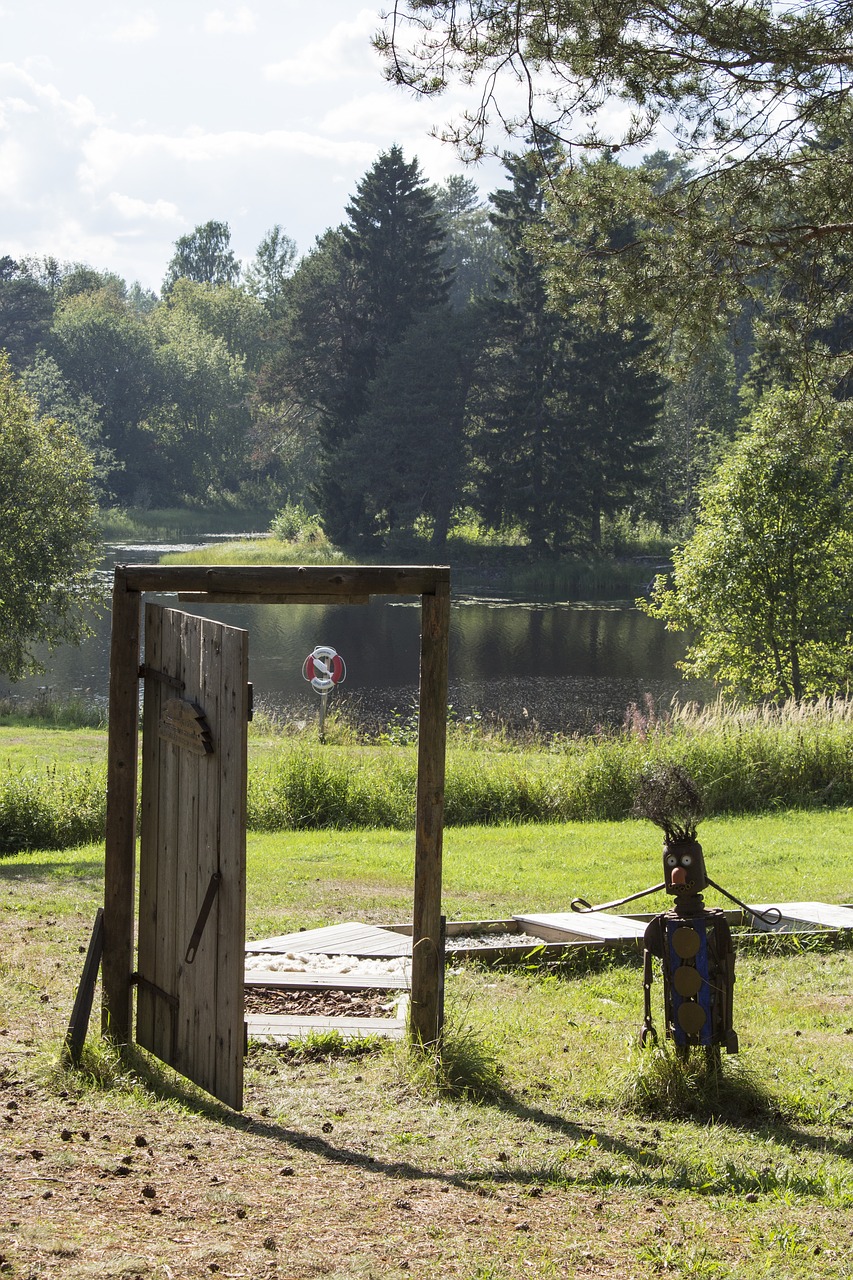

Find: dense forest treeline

[1,140,777,556]
[3,129,852,699]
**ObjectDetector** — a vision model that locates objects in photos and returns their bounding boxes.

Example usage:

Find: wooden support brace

[64,908,104,1065]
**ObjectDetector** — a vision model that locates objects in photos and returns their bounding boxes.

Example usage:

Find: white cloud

[204,6,256,35]
[0,5,508,291]
[264,8,380,85]
[80,124,376,186]
[319,90,437,139]
[106,11,159,43]
[0,63,99,127]
[107,192,182,222]
[0,138,27,195]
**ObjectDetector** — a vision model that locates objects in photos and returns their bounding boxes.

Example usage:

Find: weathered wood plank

[136,603,162,1049]
[65,908,104,1064]
[245,1014,406,1041]
[177,613,205,1087]
[153,609,182,1063]
[102,571,141,1041]
[214,618,248,1110]
[244,970,409,991]
[190,615,220,1099]
[515,911,648,942]
[411,583,450,1045]
[246,922,414,958]
[177,593,371,605]
[748,902,853,932]
[137,607,248,1110]
[121,565,449,597]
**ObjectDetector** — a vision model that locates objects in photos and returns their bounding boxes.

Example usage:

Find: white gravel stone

[245,951,411,980]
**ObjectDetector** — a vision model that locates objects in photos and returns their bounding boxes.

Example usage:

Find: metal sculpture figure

[571,766,779,1057]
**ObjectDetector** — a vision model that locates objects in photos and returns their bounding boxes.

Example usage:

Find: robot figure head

[663,839,708,897]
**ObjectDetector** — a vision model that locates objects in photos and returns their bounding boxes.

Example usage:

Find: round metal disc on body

[671,926,701,959]
[673,964,703,998]
[677,1002,707,1035]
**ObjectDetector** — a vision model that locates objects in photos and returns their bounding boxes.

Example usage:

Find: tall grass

[161,537,353,567]
[243,697,853,831]
[1,697,851,851]
[99,506,272,541]
[0,692,108,729]
[0,763,107,852]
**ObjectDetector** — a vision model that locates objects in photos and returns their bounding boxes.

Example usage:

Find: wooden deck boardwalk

[245,968,409,992]
[747,901,853,932]
[245,1013,407,1042]
[246,922,413,958]
[514,911,648,943]
[243,903,853,1041]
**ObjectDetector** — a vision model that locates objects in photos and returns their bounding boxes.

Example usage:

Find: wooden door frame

[102,564,450,1051]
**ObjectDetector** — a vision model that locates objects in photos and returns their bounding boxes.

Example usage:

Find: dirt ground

[0,909,642,1280]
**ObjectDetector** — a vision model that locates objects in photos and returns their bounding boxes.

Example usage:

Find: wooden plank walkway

[748,902,853,932]
[245,969,409,992]
[246,922,413,958]
[245,1013,406,1042]
[514,911,648,943]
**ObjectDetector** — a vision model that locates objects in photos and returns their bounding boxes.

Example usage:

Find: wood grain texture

[102,572,141,1041]
[410,584,450,1046]
[136,606,248,1110]
[120,564,449,597]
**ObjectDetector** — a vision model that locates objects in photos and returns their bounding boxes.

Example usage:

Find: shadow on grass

[59,1025,852,1205]
[0,857,104,880]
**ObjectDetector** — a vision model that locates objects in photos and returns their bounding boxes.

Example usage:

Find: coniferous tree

[566,320,664,546]
[471,143,664,550]
[260,147,451,547]
[470,142,585,552]
[341,145,449,356]
[431,175,503,309]
[347,308,478,551]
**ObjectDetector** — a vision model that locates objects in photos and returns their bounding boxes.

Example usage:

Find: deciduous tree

[48,288,163,502]
[163,221,240,292]
[244,225,298,319]
[641,386,853,701]
[0,257,54,370]
[0,355,99,680]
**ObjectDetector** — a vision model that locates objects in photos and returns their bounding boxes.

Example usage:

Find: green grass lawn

[2,809,850,935]
[1,809,852,1279]
[235,811,853,938]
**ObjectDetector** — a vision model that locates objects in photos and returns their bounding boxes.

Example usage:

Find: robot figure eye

[666,855,677,868]
[681,854,693,866]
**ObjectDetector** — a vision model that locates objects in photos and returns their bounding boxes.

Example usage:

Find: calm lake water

[7,540,709,735]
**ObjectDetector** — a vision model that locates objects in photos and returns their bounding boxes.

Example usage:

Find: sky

[1,1,513,292]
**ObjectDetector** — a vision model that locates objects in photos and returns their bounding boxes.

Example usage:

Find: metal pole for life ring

[302,645,346,746]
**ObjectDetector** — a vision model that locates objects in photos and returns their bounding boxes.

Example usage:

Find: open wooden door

[136,605,248,1109]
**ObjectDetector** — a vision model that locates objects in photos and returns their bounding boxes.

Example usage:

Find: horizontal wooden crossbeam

[118,565,449,597]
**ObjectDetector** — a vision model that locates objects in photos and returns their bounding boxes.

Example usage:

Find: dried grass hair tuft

[632,763,703,843]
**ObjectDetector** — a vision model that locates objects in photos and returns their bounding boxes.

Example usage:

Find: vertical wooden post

[410,582,450,1045]
[102,569,141,1041]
